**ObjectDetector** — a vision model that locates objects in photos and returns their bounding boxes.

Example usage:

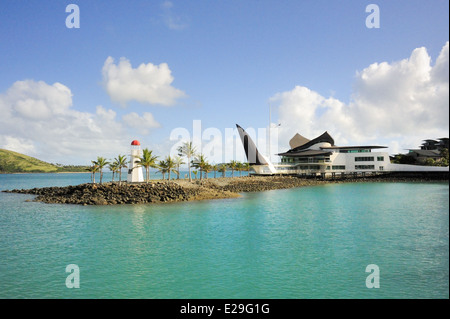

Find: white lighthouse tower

[127,140,144,183]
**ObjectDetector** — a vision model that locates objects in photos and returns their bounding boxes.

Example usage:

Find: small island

[3,173,448,206]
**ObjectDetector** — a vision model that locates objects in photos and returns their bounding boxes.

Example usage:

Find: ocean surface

[0,173,448,299]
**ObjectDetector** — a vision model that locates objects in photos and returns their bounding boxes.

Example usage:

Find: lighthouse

[127,140,144,183]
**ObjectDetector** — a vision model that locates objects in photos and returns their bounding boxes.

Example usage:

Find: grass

[0,149,88,173]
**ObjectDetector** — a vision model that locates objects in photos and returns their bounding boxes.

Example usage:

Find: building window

[341,149,371,153]
[355,157,374,162]
[297,165,321,171]
[355,165,375,170]
[379,166,384,171]
[377,156,384,161]
[332,165,345,170]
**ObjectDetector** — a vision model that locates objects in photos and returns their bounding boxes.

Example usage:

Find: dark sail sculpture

[236,124,268,165]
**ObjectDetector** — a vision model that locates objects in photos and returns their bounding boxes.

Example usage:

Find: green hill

[0,149,59,173]
[0,149,89,173]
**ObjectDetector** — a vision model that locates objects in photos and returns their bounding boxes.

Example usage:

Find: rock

[4,173,447,206]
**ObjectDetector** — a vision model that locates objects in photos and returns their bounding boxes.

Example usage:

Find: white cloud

[160,1,189,30]
[272,42,449,155]
[102,56,186,106]
[0,80,138,164]
[122,112,161,135]
[431,41,449,84]
[2,80,72,120]
[161,1,173,10]
[270,86,337,142]
[0,136,36,155]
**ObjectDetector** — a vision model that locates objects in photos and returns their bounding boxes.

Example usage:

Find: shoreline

[1,171,90,174]
[2,174,448,206]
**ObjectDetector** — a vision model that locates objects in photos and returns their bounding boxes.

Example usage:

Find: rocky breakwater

[2,176,323,206]
[205,176,329,193]
[3,182,190,205]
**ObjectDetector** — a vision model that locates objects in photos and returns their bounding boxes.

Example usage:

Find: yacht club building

[277,131,390,177]
[236,124,449,177]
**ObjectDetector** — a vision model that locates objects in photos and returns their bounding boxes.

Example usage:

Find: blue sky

[0,0,448,164]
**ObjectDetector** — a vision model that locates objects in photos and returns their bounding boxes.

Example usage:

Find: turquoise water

[0,173,448,298]
[0,170,246,188]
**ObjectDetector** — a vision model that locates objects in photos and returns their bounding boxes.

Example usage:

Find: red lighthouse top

[131,140,141,146]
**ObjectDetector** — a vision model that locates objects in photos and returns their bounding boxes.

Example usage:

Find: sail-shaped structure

[236,124,276,174]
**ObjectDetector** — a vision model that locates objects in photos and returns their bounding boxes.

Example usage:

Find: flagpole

[268,102,271,163]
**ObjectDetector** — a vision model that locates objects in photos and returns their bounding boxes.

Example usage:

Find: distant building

[407,149,442,163]
[407,138,449,163]
[420,138,449,151]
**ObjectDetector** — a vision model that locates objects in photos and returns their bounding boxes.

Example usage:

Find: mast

[269,102,271,163]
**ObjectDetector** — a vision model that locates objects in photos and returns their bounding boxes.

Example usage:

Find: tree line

[87,141,251,184]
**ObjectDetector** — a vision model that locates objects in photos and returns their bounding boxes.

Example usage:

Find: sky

[0,0,448,165]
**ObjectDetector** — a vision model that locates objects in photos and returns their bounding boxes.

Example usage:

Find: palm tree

[173,156,185,180]
[218,164,227,178]
[212,164,218,178]
[203,163,212,179]
[86,162,99,184]
[138,148,159,183]
[228,160,238,177]
[192,170,198,180]
[115,155,128,185]
[165,156,178,181]
[93,157,109,184]
[243,162,251,176]
[178,141,197,182]
[157,160,168,180]
[236,161,244,177]
[108,162,119,182]
[192,153,208,181]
